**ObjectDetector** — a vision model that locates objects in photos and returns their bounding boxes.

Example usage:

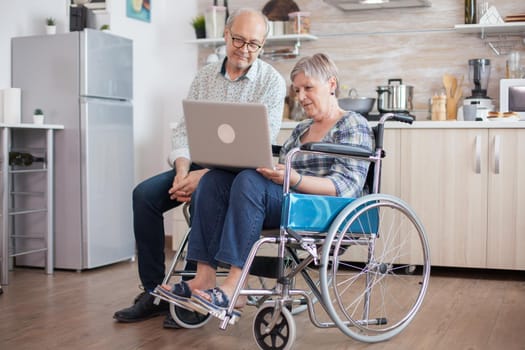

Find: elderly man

[113,8,286,327]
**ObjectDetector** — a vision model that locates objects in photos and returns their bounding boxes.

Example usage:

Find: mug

[463,104,477,121]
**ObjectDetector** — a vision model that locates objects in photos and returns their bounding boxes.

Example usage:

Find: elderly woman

[155,53,374,317]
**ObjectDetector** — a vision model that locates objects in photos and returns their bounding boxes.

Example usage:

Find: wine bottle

[8,152,45,166]
[223,0,229,22]
[465,0,476,24]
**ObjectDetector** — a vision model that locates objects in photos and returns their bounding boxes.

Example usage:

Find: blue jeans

[132,164,201,291]
[187,169,283,269]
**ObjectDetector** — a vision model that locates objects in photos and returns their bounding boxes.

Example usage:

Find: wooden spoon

[442,74,455,98]
[453,76,464,102]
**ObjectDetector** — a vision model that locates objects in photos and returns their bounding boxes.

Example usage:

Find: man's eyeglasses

[229,33,262,53]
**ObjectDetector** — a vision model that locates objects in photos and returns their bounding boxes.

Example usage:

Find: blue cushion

[281,193,378,234]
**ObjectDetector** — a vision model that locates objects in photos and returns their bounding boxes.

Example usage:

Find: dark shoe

[162,314,182,329]
[163,307,211,329]
[113,291,169,323]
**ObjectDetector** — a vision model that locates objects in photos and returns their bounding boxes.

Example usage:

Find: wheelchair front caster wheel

[253,304,296,350]
[169,303,211,329]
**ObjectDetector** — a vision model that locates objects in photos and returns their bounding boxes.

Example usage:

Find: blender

[460,58,494,120]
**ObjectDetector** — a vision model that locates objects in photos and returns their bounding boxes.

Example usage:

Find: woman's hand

[257,164,286,185]
[257,164,301,188]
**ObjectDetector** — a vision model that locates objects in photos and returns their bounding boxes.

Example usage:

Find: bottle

[223,0,229,22]
[8,152,45,166]
[431,93,447,121]
[465,0,476,24]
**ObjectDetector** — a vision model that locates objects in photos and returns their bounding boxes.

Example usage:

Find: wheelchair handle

[379,112,414,125]
[375,113,414,150]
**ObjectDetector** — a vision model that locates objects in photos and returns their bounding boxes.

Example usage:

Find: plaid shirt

[278,111,374,198]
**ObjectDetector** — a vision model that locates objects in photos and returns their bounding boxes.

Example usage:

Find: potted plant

[100,24,110,32]
[191,15,206,39]
[33,108,44,124]
[46,17,56,35]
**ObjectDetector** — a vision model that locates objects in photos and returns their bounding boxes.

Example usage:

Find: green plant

[100,24,110,31]
[191,15,205,30]
[46,17,55,26]
[34,108,43,115]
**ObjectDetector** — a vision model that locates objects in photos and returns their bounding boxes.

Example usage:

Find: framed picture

[127,0,151,23]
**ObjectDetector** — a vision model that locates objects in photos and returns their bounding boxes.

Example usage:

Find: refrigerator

[11,29,135,270]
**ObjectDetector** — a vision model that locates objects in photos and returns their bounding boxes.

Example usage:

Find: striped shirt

[169,58,287,164]
[279,111,375,198]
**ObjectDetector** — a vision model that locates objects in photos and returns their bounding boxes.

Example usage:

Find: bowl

[338,97,376,114]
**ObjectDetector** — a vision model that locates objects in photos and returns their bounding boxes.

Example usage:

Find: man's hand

[168,168,208,202]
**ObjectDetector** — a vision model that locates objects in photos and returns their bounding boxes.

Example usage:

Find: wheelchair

[157,113,431,350]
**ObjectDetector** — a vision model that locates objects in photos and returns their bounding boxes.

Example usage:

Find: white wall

[0,0,198,183]
[0,0,68,88]
[1,0,198,236]
[107,0,197,182]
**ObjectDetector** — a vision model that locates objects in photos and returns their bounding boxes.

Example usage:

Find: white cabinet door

[486,129,525,270]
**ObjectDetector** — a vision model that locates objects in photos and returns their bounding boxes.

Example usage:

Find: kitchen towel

[3,88,21,124]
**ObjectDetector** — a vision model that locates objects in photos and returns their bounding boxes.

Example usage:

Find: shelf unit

[454,22,525,55]
[187,34,318,59]
[0,123,63,285]
[323,0,431,11]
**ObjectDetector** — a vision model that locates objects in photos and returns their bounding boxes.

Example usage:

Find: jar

[288,11,310,34]
[205,6,226,38]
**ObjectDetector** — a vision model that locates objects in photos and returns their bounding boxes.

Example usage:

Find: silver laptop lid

[183,99,274,172]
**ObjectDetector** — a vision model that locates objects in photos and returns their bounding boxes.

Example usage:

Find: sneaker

[113,291,169,323]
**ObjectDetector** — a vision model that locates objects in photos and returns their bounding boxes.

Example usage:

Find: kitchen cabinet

[398,129,488,268]
[486,129,525,269]
[397,126,525,270]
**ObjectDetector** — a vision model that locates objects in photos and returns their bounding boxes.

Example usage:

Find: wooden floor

[1,252,524,350]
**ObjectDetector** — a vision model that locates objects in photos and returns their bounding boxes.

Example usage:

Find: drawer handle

[475,135,481,174]
[494,135,500,174]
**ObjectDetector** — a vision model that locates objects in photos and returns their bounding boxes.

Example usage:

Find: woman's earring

[330,91,335,96]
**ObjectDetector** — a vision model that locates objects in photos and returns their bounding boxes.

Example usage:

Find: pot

[338,88,376,114]
[376,79,413,113]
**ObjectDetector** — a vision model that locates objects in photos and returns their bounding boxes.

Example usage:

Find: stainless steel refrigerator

[11,29,135,270]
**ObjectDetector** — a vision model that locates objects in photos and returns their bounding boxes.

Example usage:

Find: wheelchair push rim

[319,193,431,343]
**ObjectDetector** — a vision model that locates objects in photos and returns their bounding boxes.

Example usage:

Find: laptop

[182,99,275,172]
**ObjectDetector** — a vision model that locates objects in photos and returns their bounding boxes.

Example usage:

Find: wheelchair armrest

[300,142,374,158]
[272,144,282,157]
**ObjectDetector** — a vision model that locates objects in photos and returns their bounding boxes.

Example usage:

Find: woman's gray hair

[225,8,270,40]
[290,53,340,97]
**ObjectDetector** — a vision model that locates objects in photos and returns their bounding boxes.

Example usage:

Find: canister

[205,6,226,38]
[288,11,310,34]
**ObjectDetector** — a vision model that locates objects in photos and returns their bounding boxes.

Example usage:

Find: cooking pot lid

[377,78,413,88]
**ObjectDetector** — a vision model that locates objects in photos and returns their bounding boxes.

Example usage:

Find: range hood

[324,0,431,11]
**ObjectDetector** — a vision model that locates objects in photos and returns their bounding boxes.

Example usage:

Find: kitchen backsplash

[197,0,524,120]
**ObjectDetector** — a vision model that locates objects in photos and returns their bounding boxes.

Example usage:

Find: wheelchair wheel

[319,193,431,343]
[253,303,296,350]
[169,304,211,329]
